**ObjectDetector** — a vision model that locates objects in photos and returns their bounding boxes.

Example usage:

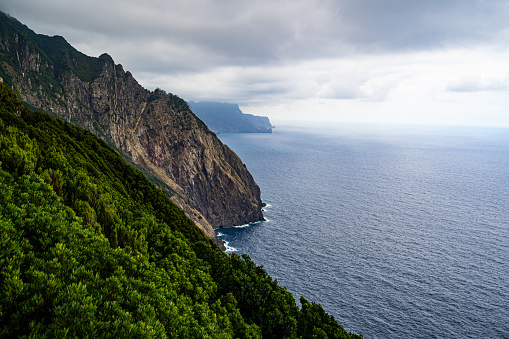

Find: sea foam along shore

[216,220,265,253]
[215,231,238,253]
[216,203,271,253]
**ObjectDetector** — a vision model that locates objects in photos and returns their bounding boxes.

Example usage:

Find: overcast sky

[2,0,509,126]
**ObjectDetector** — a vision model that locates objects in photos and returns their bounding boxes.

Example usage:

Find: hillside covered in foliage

[0,83,362,337]
[0,11,265,239]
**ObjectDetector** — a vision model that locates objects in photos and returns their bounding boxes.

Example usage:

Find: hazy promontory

[188,100,273,134]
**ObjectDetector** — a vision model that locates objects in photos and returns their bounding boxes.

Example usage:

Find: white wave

[233,224,250,228]
[262,203,272,211]
[223,241,237,253]
[233,220,264,228]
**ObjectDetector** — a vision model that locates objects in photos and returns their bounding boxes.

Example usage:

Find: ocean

[216,122,509,338]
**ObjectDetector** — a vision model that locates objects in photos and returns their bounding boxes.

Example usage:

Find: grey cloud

[3,0,509,110]
[2,0,319,63]
[331,0,509,51]
[6,0,509,68]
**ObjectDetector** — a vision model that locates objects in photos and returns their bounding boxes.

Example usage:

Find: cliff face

[0,12,264,243]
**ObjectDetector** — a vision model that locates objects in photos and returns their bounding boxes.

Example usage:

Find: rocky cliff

[0,12,264,245]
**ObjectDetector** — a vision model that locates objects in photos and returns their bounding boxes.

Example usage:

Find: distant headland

[188,101,274,134]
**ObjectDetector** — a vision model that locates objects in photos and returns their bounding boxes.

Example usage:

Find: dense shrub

[0,82,362,338]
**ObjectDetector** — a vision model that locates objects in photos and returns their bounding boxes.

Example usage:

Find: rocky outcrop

[0,12,264,246]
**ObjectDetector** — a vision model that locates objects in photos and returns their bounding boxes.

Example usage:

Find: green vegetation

[0,80,362,337]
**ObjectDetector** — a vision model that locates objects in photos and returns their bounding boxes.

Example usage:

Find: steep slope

[188,100,273,133]
[0,81,362,338]
[0,12,264,240]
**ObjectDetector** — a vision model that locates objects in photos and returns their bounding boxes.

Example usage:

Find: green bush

[0,82,362,338]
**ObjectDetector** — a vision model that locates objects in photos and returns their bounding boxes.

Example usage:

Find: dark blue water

[216,122,509,338]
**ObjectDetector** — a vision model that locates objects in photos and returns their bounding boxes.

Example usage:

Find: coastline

[213,201,266,252]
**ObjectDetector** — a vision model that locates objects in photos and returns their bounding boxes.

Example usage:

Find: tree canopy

[0,82,362,338]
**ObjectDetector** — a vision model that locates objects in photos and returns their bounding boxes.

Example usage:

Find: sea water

[217,122,509,338]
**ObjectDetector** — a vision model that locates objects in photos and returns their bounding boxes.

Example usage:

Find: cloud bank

[2,0,509,125]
